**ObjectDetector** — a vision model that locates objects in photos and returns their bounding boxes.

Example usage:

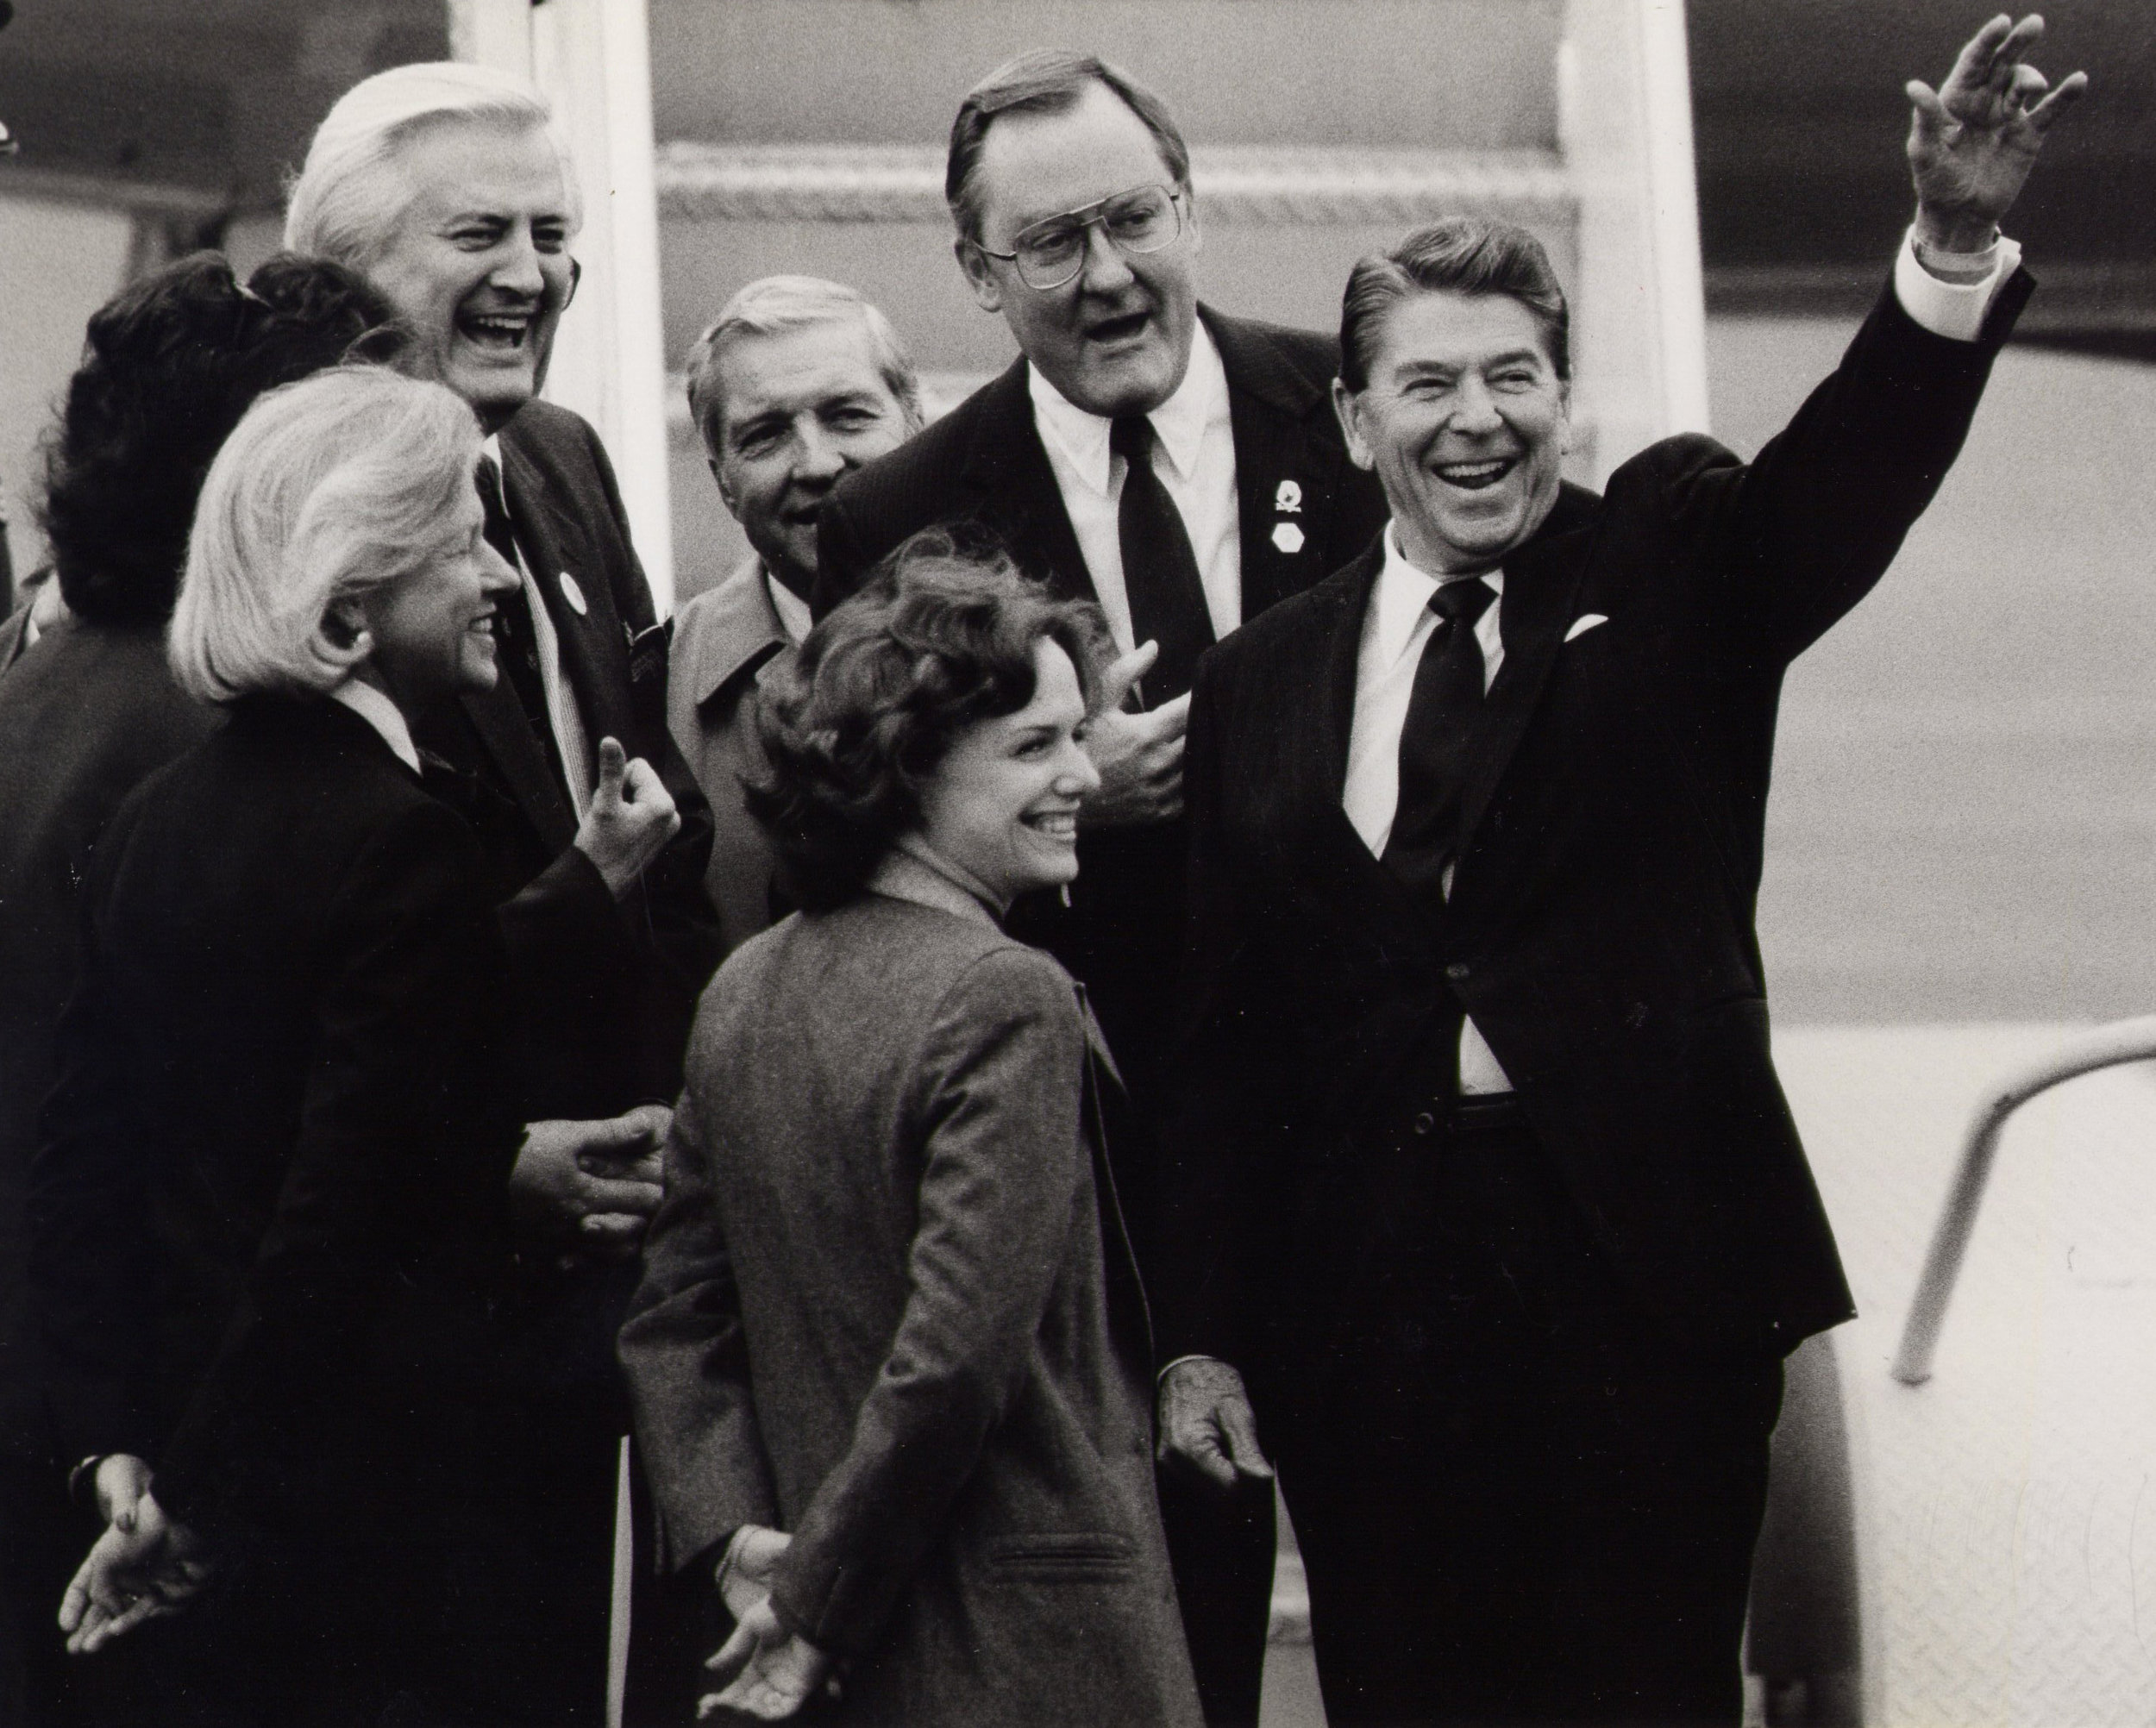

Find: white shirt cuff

[1893,225,2022,343]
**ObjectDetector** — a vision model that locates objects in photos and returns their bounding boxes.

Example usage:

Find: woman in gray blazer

[619,536,1203,1726]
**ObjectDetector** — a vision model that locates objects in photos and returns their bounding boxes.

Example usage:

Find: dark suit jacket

[414,398,722,1125]
[30,697,518,1649]
[619,897,1200,1727]
[1160,276,2034,1391]
[814,309,1388,1161]
[0,621,216,1465]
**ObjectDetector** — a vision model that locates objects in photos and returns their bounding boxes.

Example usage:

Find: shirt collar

[1026,317,1229,496]
[1373,520,1504,670]
[764,567,812,645]
[329,678,421,774]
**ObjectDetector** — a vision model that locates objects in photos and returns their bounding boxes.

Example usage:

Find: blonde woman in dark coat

[619,537,1202,1727]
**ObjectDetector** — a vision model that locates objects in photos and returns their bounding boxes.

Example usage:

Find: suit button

[1412,1111,1437,1137]
[1445,962,1470,981]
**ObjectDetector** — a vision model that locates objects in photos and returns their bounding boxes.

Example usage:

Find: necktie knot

[1110,413,1156,466]
[1430,577,1494,630]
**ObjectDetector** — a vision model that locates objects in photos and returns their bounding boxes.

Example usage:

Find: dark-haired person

[0,250,402,1727]
[812,55,1388,1717]
[1156,20,2083,1725]
[31,367,528,1727]
[620,539,1204,1726]
[285,69,721,1710]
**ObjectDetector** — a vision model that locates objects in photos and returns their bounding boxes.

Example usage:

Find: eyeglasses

[975,185,1186,292]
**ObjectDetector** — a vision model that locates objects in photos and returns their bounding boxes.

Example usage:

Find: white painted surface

[0,193,136,579]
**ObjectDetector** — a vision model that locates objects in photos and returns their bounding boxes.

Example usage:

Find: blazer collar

[1453,481,1601,854]
[955,358,1096,605]
[1207,306,1342,618]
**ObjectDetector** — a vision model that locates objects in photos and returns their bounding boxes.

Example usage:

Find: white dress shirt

[763,568,812,645]
[1340,229,2022,1096]
[329,678,421,775]
[1028,321,1243,648]
[484,432,594,819]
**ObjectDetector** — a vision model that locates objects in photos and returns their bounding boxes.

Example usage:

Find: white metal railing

[1890,1015,2156,1386]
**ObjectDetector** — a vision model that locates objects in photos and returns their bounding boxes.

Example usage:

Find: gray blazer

[620,895,1201,1727]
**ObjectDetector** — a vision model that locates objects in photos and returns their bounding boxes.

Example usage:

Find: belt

[1447,1091,1525,1132]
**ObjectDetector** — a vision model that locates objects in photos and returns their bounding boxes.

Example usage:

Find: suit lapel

[1282,547,1438,943]
[1454,484,1599,856]
[956,360,1097,605]
[498,435,637,746]
[1207,309,1334,620]
[461,673,577,849]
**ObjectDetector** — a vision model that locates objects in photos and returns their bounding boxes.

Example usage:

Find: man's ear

[1181,187,1201,259]
[1332,377,1376,472]
[956,235,1004,315]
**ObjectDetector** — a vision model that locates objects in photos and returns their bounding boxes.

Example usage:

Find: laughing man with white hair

[285,62,723,1724]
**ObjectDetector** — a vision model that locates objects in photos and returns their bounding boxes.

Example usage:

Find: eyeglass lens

[1014,187,1181,288]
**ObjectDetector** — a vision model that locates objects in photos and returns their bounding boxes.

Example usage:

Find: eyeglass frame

[970,185,1189,292]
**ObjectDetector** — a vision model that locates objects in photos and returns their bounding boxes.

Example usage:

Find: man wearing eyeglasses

[812,49,1387,1728]
[284,63,720,1725]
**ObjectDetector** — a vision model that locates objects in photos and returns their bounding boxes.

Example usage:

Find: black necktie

[1382,577,1496,900]
[473,455,567,792]
[1111,414,1213,707]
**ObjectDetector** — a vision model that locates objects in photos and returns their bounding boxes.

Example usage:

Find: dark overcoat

[620,896,1203,1728]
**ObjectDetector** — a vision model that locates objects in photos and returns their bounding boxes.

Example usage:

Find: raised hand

[1078,641,1188,827]
[573,736,680,898]
[1907,13,2087,251]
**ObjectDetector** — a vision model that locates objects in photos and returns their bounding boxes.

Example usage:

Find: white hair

[283,61,583,270]
[170,367,480,704]
[685,275,924,452]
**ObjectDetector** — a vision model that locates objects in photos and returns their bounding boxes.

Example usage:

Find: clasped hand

[58,1455,210,1655]
[508,1103,668,1262]
[701,1525,834,1721]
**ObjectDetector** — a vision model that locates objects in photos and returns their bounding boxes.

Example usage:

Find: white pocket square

[1564,613,1609,642]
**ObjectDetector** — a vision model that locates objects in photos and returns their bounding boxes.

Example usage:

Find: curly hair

[749,530,1108,913]
[37,251,406,629]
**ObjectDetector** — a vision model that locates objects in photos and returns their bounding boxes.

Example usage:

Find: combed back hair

[1339,217,1571,392]
[283,60,581,270]
[37,252,408,629]
[945,50,1189,241]
[685,276,924,454]
[749,529,1109,911]
[170,368,480,704]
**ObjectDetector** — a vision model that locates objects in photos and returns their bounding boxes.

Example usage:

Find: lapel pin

[558,572,588,617]
[1272,522,1306,554]
[1274,479,1302,514]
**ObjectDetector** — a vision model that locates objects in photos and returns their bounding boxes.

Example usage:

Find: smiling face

[958,80,1200,418]
[912,638,1101,909]
[365,120,575,434]
[1334,289,1570,575]
[710,320,916,601]
[356,480,520,712]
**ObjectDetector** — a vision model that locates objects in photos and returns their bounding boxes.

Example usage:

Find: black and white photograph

[0,3,2149,1725]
